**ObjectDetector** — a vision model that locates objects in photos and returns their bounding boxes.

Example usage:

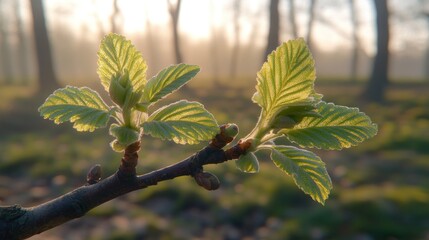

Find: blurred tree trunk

[306,0,317,51]
[209,0,219,83]
[0,0,13,84]
[14,0,30,84]
[263,0,280,60]
[230,0,241,78]
[92,0,106,39]
[144,6,157,72]
[30,0,60,93]
[110,0,122,33]
[349,0,360,82]
[363,0,389,103]
[425,14,429,80]
[168,0,183,64]
[288,0,298,38]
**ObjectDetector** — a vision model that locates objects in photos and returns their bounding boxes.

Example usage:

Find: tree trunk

[349,0,360,82]
[0,0,13,84]
[30,0,60,93]
[230,0,241,78]
[14,0,30,84]
[110,0,122,34]
[363,0,389,103]
[425,14,429,80]
[209,0,219,83]
[306,0,317,51]
[168,0,183,64]
[288,0,298,38]
[263,0,280,60]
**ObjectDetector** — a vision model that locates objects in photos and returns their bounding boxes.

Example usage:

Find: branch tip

[210,124,238,149]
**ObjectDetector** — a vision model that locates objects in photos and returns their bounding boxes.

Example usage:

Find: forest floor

[1,81,429,240]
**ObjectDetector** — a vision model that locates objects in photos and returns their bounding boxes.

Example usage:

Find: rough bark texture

[30,0,60,93]
[263,0,280,61]
[363,0,390,103]
[0,126,249,240]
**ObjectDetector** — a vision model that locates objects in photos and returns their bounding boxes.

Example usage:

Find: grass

[1,82,429,239]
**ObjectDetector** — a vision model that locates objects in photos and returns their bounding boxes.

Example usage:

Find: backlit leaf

[142,100,218,144]
[285,102,378,150]
[142,64,200,106]
[38,86,111,132]
[255,39,316,117]
[270,145,332,205]
[97,33,147,93]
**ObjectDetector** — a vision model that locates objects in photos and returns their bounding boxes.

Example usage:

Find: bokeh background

[1,0,429,239]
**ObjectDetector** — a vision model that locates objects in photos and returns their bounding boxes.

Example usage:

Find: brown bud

[86,164,102,185]
[194,171,220,191]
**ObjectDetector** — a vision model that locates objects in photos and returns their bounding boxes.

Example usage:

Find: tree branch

[0,125,250,239]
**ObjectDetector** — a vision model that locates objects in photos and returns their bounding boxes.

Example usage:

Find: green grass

[1,83,429,239]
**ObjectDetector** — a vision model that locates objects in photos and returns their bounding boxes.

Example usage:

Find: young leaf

[142,100,219,144]
[254,38,316,117]
[285,102,378,150]
[236,152,259,173]
[270,145,332,205]
[141,64,200,106]
[38,86,111,132]
[109,124,140,146]
[97,33,147,93]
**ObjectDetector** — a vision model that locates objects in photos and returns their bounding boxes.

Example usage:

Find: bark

[168,0,183,64]
[0,126,250,240]
[288,0,298,38]
[263,0,280,60]
[230,0,241,78]
[30,0,60,93]
[363,0,390,103]
[306,0,317,51]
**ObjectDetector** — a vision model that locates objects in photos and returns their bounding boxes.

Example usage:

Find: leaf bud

[109,70,133,107]
[110,139,126,152]
[224,123,239,138]
[194,171,220,190]
[235,152,259,173]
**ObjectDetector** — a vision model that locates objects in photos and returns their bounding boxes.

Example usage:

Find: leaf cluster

[38,35,377,205]
[39,34,219,152]
[236,39,377,204]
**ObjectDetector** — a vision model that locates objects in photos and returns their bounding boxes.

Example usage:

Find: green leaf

[254,38,316,116]
[38,86,111,132]
[270,145,332,205]
[236,152,259,173]
[97,33,147,93]
[142,64,200,106]
[142,100,219,144]
[285,102,378,150]
[109,124,140,146]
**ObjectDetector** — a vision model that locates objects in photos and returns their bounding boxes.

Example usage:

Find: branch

[0,125,250,240]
